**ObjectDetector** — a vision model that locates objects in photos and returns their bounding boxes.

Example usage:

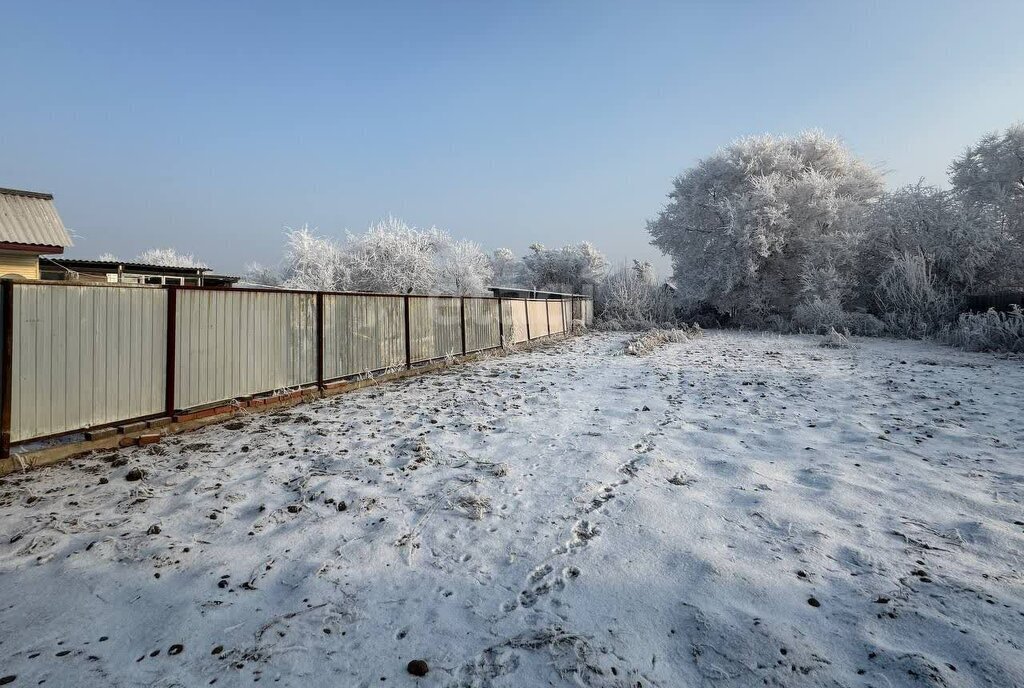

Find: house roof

[487,286,587,299]
[47,258,210,275]
[0,187,74,249]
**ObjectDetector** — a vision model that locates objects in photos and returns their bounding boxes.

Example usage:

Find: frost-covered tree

[632,259,655,284]
[242,262,283,287]
[280,225,348,290]
[343,216,443,293]
[267,216,493,295]
[135,247,207,268]
[648,131,884,321]
[522,242,607,293]
[438,238,493,295]
[859,182,1000,299]
[489,247,521,287]
[950,122,1024,286]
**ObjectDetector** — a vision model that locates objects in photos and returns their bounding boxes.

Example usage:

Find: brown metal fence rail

[0,280,593,456]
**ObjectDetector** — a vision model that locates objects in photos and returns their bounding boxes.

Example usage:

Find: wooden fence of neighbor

[0,281,593,456]
[963,291,1024,313]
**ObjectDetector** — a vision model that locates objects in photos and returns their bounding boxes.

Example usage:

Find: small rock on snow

[407,659,429,676]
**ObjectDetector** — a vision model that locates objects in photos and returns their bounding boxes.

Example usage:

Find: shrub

[819,327,853,349]
[597,262,674,324]
[875,252,956,337]
[792,298,845,334]
[842,311,886,337]
[942,306,1024,353]
[623,325,703,356]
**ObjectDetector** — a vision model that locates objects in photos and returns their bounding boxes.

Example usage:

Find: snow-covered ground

[1,331,1023,688]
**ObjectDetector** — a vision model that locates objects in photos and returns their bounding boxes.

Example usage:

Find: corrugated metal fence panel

[409,296,462,363]
[527,300,549,338]
[323,294,405,379]
[506,299,529,343]
[464,298,500,352]
[585,299,594,325]
[547,300,565,334]
[175,290,316,409]
[564,299,571,331]
[11,284,166,442]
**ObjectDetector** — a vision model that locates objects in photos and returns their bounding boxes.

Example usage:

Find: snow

[1,331,1023,687]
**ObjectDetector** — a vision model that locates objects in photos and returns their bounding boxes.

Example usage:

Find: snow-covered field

[1,331,1023,687]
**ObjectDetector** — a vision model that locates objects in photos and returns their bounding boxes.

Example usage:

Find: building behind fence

[0,281,593,455]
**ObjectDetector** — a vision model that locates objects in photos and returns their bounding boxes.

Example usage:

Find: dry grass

[623,324,703,356]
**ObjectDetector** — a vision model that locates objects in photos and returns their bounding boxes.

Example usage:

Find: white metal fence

[0,282,593,453]
[10,285,167,442]
[173,289,318,410]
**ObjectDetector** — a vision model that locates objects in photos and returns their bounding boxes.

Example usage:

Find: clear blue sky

[2,1,1022,275]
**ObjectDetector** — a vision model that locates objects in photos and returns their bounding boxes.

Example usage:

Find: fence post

[497,297,504,348]
[165,286,177,419]
[1,280,13,459]
[545,298,551,337]
[403,294,412,369]
[460,296,467,355]
[315,292,325,391]
[525,299,531,341]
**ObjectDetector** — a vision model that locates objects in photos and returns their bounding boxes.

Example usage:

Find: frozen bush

[623,325,702,355]
[792,298,887,336]
[842,312,886,337]
[942,306,1024,353]
[875,252,955,337]
[597,261,674,325]
[792,298,845,334]
[595,318,679,332]
[819,327,853,349]
[761,313,793,334]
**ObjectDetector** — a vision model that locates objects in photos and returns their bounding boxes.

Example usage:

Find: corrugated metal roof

[51,258,209,273]
[0,188,73,248]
